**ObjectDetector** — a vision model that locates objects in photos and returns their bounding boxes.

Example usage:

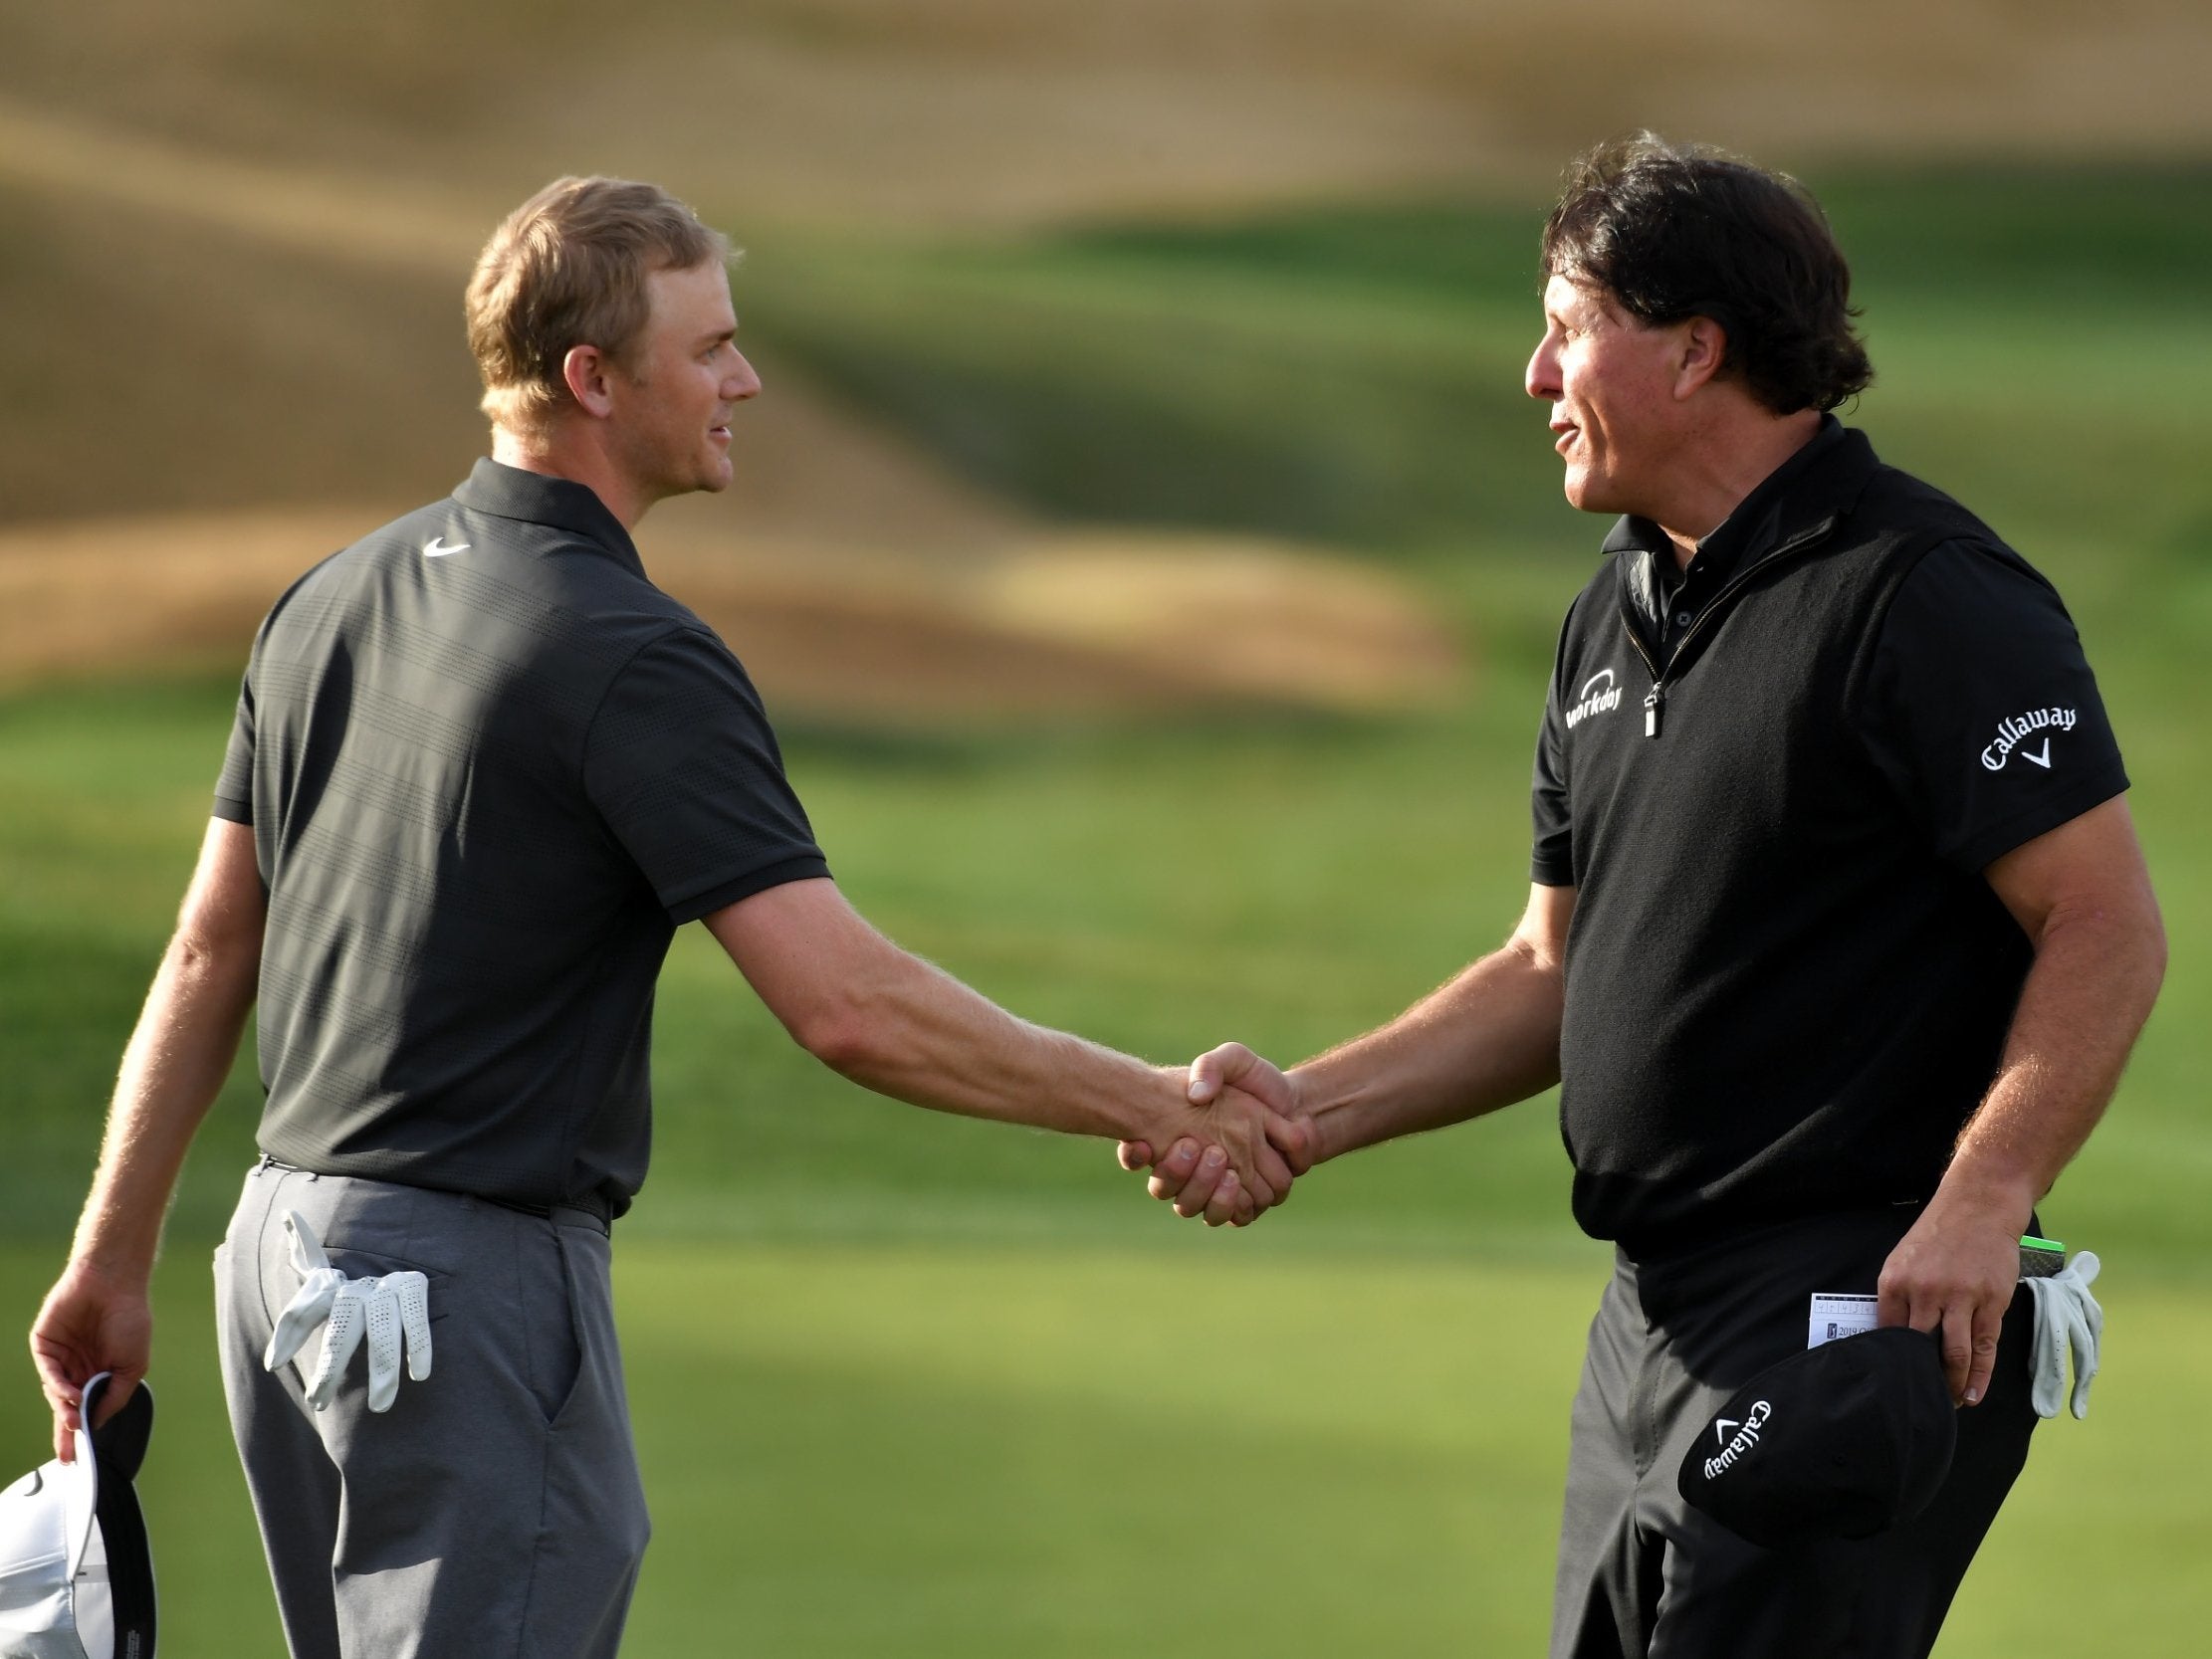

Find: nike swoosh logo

[2023,738,2052,768]
[423,536,470,558]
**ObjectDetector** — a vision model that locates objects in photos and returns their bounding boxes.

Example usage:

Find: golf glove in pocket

[2023,1249,2101,1420]
[263,1209,434,1413]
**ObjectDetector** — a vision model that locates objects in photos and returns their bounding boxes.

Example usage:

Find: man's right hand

[30,1259,152,1463]
[1120,1044,1309,1224]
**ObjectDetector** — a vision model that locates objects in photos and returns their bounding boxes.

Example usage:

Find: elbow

[167,923,260,990]
[2139,907,2169,1008]
[2048,885,2168,1023]
[795,1008,873,1075]
[786,990,893,1079]
[2114,883,2168,1014]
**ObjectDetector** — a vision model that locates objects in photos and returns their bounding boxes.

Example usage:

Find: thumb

[88,1369,142,1432]
[1188,1042,1262,1107]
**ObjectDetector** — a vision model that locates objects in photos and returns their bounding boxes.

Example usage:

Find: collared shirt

[1621,416,1851,655]
[214,460,828,1214]
[1526,426,2128,1250]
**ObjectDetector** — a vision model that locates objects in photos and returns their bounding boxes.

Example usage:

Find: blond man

[31,177,1302,1659]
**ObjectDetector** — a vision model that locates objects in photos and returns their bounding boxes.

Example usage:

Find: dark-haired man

[1125,133,2164,1656]
[29,175,1302,1659]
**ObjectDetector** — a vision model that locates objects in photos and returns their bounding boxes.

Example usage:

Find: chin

[1561,469,1624,518]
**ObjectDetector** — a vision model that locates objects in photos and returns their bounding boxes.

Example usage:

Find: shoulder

[591,619,774,738]
[1867,539,2083,696]
[246,501,450,645]
[1849,461,2013,564]
[1831,461,2073,634]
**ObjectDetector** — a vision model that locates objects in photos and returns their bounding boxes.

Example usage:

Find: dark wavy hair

[1540,133,1873,414]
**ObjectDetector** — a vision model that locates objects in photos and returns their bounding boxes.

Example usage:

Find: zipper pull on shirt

[1644,683,1665,737]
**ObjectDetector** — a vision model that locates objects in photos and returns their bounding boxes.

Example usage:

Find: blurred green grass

[0,1243,2205,1656]
[2,165,2208,1655]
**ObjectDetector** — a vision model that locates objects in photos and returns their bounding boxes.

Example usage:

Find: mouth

[708,423,732,444]
[1550,420,1578,457]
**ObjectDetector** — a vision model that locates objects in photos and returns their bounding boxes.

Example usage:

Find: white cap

[0,1374,156,1659]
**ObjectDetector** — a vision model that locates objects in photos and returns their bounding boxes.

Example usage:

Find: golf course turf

[2,166,2207,1653]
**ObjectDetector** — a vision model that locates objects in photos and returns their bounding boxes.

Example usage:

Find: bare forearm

[1295,938,1564,1161]
[72,935,258,1278]
[1936,892,2166,1218]
[808,948,1178,1141]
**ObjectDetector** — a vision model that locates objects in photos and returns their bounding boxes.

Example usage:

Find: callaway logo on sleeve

[1979,705,2077,771]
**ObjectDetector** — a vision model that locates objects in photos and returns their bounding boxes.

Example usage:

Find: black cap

[1677,1327,1955,1548]
[87,1372,158,1658]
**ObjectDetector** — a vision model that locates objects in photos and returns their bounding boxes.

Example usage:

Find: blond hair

[465,176,732,436]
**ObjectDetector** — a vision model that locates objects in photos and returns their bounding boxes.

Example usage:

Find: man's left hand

[1877,1182,2033,1406]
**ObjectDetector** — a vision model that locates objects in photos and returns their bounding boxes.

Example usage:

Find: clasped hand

[1123,1044,1307,1226]
[263,1210,433,1412]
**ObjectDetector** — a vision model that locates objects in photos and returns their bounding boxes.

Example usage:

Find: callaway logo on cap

[0,1373,156,1659]
[1677,1327,1956,1549]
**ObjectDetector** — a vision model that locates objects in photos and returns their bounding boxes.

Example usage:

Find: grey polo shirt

[213,459,828,1215]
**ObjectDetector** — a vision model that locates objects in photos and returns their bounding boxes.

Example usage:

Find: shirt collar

[1684,413,1851,584]
[1599,417,1880,651]
[452,458,644,573]
[1598,414,1868,572]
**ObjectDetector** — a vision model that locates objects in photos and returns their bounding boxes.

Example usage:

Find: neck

[490,424,654,529]
[1652,408,1823,569]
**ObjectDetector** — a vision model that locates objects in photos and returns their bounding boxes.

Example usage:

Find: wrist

[1929,1159,2038,1234]
[1284,1066,1342,1165]
[69,1215,162,1287]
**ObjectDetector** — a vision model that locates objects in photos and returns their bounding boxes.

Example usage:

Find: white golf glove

[262,1209,433,1413]
[2023,1250,2101,1420]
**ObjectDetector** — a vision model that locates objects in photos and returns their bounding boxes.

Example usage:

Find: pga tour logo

[1565,669,1624,728]
[1980,705,2076,772]
[1703,1399,1773,1480]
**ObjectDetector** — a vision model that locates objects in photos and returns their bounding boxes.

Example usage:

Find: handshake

[1122,1042,1309,1228]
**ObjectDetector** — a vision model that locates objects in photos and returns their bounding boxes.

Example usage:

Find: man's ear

[561,344,616,419]
[1672,315,1728,400]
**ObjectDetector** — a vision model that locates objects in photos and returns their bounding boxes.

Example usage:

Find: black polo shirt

[213,459,828,1214]
[1529,425,2127,1251]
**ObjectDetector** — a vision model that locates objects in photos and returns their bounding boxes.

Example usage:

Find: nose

[1525,329,1561,402]
[727,348,763,402]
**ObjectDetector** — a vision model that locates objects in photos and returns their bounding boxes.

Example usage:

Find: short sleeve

[212,672,256,824]
[1531,613,1576,886]
[583,628,829,922]
[1851,540,2128,872]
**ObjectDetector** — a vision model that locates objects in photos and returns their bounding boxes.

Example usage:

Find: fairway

[1,1241,2207,1655]
[4,164,2210,1655]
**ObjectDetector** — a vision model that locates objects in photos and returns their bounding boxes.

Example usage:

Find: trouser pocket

[525,1222,587,1426]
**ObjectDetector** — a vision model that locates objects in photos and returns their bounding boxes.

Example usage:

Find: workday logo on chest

[1565,669,1625,728]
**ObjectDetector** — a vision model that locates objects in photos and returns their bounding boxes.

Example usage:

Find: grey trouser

[215,1161,651,1659]
[1551,1209,2038,1659]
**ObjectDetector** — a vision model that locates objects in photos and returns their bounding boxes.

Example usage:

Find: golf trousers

[1550,1208,2039,1659]
[215,1160,651,1659]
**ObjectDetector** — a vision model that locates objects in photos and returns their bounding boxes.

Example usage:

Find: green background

[3,167,2207,1653]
